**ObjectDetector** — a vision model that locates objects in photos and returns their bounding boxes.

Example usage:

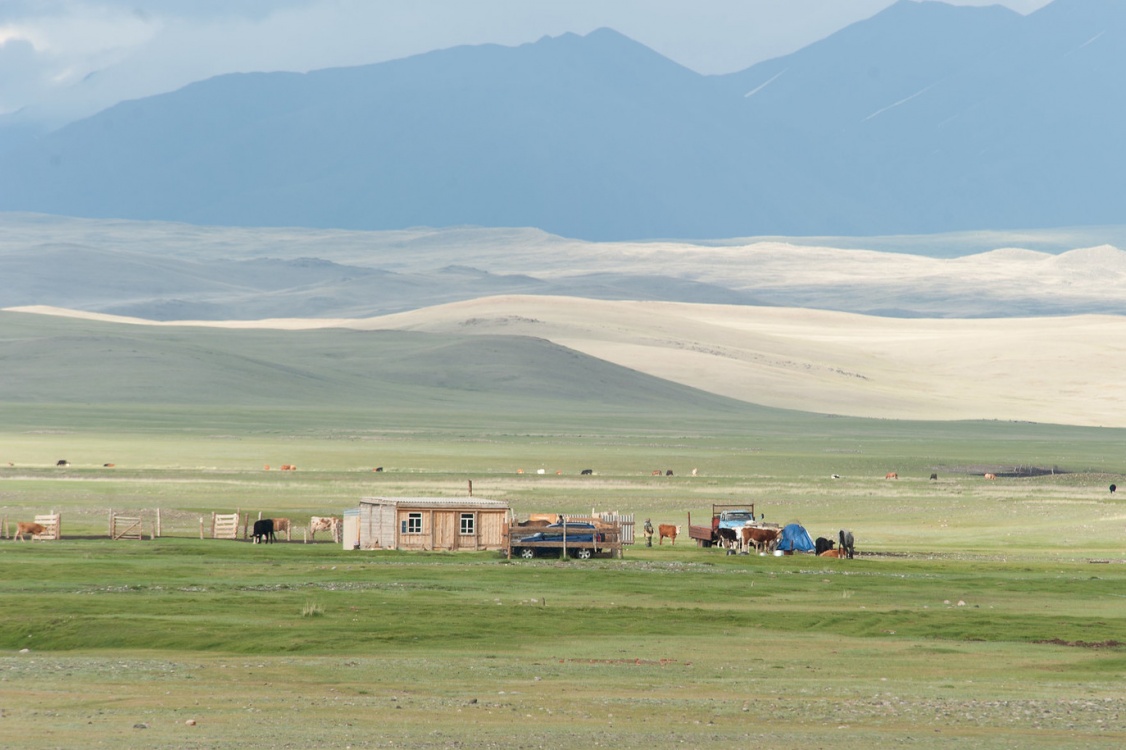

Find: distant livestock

[885,472,898,480]
[716,527,739,554]
[374,467,383,472]
[309,516,341,542]
[984,473,997,480]
[741,526,781,554]
[13,522,46,541]
[580,468,593,475]
[280,464,297,471]
[815,536,836,556]
[819,549,843,558]
[271,518,290,539]
[103,463,116,468]
[658,524,680,545]
[252,519,275,544]
[1111,484,1117,494]
[838,529,855,559]
[651,470,662,476]
[665,469,674,476]
[930,473,938,480]
[56,460,69,467]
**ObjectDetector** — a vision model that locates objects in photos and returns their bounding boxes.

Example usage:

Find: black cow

[815,536,836,556]
[838,529,855,559]
[1111,484,1117,494]
[252,518,276,544]
[665,469,674,476]
[930,473,938,480]
[580,468,593,475]
[715,527,739,554]
[56,459,69,467]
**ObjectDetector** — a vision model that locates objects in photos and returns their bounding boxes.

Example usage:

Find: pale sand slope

[9,298,1126,427]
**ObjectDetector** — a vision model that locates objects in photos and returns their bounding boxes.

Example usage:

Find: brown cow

[651,470,662,476]
[740,526,781,554]
[13,522,46,541]
[885,472,898,479]
[658,524,680,545]
[271,518,291,540]
[819,548,842,558]
[984,473,997,480]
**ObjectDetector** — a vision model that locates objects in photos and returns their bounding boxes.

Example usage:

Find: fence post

[156,508,162,538]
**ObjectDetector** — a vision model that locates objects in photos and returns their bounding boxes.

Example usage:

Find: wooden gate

[212,512,240,540]
[110,513,144,540]
[33,513,61,540]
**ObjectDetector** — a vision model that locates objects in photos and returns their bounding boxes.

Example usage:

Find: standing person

[643,518,654,547]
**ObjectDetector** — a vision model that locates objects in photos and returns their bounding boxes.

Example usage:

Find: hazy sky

[1,0,1053,127]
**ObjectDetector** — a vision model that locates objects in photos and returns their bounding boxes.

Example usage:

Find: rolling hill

[11,295,1126,428]
[4,213,1126,320]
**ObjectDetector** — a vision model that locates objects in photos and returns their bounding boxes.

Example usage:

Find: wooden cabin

[356,497,511,551]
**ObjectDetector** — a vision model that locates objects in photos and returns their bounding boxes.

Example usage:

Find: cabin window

[402,512,423,535]
[460,513,475,535]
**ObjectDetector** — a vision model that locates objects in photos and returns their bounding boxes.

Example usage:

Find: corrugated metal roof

[359,497,510,509]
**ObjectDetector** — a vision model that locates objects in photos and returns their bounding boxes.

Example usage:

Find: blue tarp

[777,522,815,552]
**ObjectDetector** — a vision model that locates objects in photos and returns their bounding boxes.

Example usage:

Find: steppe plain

[1,215,1125,748]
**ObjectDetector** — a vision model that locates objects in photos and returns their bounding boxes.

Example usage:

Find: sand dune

[10,297,1126,427]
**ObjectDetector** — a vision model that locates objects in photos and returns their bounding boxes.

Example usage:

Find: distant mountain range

[1,0,1122,241]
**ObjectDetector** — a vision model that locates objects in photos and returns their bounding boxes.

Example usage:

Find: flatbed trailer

[687,503,757,548]
[506,517,623,560]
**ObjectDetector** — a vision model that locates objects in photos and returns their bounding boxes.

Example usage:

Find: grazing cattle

[103,463,116,468]
[838,529,855,559]
[308,516,341,542]
[56,460,69,467]
[1111,484,1117,494]
[13,522,46,541]
[984,473,997,480]
[885,472,898,479]
[691,468,698,476]
[930,473,938,480]
[516,469,524,474]
[580,468,593,475]
[715,527,739,554]
[815,536,836,556]
[279,464,297,471]
[374,467,383,472]
[831,474,841,479]
[252,518,275,544]
[651,470,662,476]
[741,526,781,554]
[658,524,680,545]
[819,549,843,558]
[271,518,290,539]
[536,469,546,475]
[665,469,674,476]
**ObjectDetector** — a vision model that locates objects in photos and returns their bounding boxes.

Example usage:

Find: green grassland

[1,311,1125,748]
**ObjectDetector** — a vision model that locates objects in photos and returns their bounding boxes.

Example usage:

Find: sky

[0,0,1054,128]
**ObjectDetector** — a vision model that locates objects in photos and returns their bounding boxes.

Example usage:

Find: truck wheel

[573,548,593,560]
[518,547,535,559]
